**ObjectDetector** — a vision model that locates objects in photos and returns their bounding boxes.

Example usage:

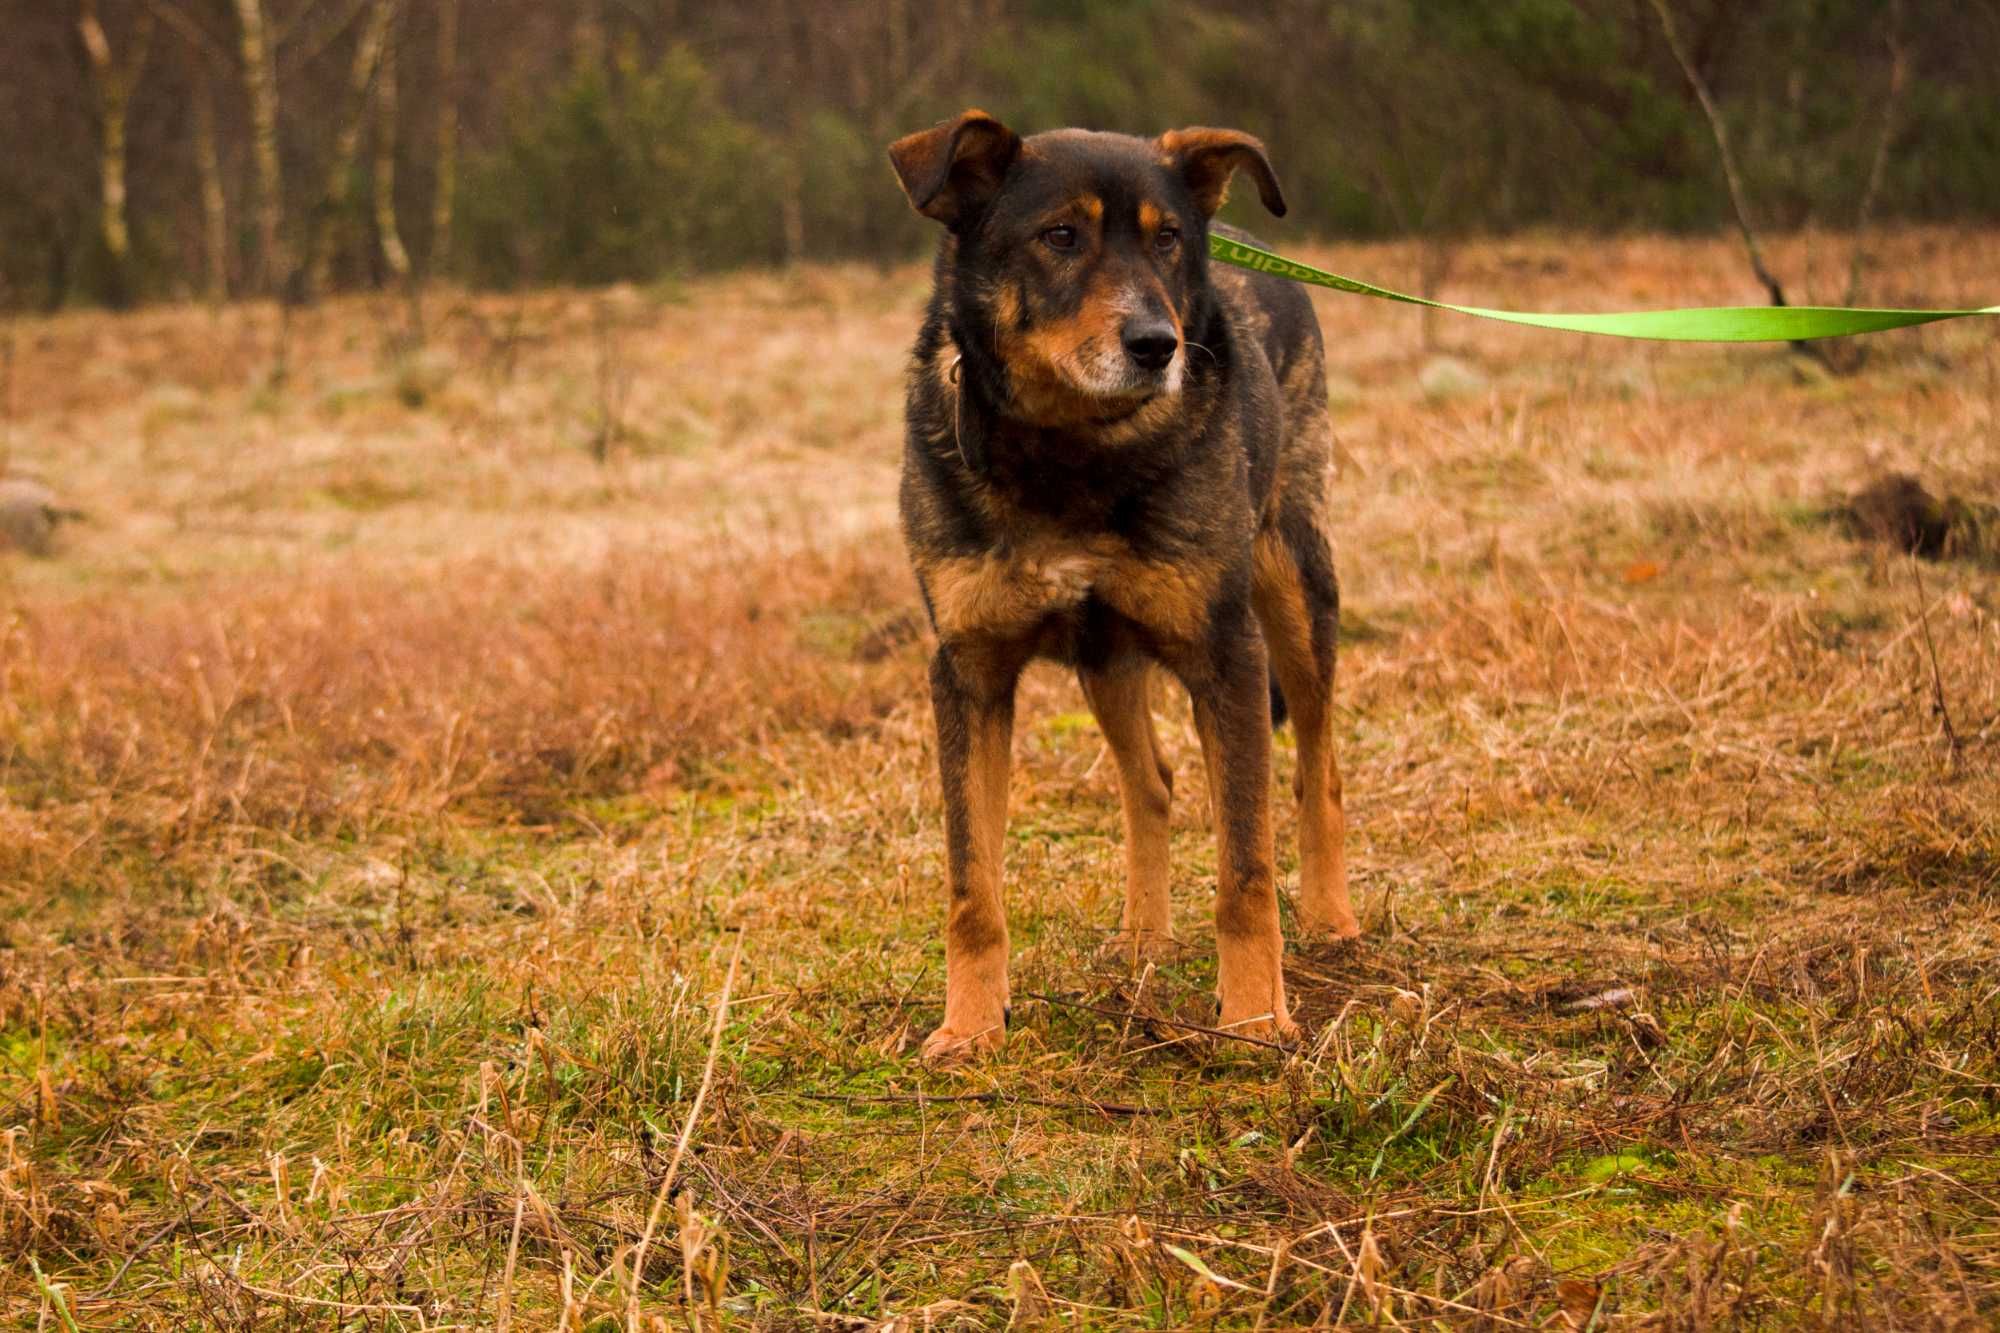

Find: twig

[495,1192,526,1332]
[1843,0,1909,308]
[1647,0,1782,306]
[138,0,232,67]
[89,1213,189,1299]
[1647,0,1825,364]
[220,1280,422,1317]
[626,930,745,1331]
[1164,1223,1539,1329]
[1020,991,1293,1052]
[1909,557,1962,769]
[798,1090,1158,1118]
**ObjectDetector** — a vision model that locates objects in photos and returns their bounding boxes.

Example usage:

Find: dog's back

[1209,223,1336,532]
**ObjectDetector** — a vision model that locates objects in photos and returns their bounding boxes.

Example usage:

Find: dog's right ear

[888,110,1022,228]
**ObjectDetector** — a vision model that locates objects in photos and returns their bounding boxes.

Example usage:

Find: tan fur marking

[920,544,1101,640]
[1009,325,1096,415]
[1156,130,1231,212]
[1138,201,1164,236]
[998,262,1142,425]
[994,351,1190,436]
[1155,127,1284,217]
[1192,700,1294,1039]
[990,280,1022,330]
[1080,663,1173,958]
[1002,333,1107,424]
[1096,555,1219,646]
[928,704,1014,1062]
[1251,529,1357,938]
[923,539,1217,648]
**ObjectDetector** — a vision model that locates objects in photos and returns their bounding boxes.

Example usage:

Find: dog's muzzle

[1120,316,1179,373]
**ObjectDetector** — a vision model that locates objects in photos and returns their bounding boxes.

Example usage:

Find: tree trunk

[781,176,805,268]
[573,0,605,71]
[78,0,154,307]
[303,0,393,298]
[430,0,458,272]
[372,0,410,281]
[1843,0,1909,307]
[231,0,287,296]
[192,60,229,302]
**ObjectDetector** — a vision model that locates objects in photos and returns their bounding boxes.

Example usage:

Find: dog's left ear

[888,109,1023,228]
[1157,128,1287,218]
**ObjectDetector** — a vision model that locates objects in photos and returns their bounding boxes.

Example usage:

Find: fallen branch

[799,1090,1159,1118]
[1021,991,1294,1053]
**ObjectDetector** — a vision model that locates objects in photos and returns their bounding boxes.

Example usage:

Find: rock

[1843,473,1955,558]
[1840,472,1995,561]
[0,478,82,557]
[1417,355,1488,401]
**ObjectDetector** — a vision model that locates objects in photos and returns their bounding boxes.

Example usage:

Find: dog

[888,110,1358,1063]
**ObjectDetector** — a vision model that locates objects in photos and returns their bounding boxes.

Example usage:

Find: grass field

[3,227,1998,1329]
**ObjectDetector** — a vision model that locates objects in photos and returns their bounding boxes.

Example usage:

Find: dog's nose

[1121,318,1179,372]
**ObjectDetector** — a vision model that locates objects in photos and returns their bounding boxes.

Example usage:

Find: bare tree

[4,0,1996,310]
[139,0,234,301]
[1651,0,1915,370]
[1646,0,1791,310]
[371,0,410,280]
[300,0,393,297]
[1844,0,1910,307]
[571,0,606,70]
[77,0,156,305]
[430,0,458,272]
[191,57,229,301]
[231,0,288,294]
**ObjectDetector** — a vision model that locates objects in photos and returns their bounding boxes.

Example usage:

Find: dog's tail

[1268,670,1289,731]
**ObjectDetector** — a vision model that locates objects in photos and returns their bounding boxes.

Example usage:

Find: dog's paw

[918,1022,1006,1065]
[1296,910,1362,941]
[1216,1002,1301,1047]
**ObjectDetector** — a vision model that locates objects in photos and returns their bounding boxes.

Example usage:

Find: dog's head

[889,111,1285,427]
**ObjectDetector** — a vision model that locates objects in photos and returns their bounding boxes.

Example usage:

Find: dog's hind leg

[922,640,1024,1063]
[1252,519,1360,939]
[1080,660,1175,964]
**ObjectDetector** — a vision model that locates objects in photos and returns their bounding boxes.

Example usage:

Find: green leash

[1209,233,1999,343]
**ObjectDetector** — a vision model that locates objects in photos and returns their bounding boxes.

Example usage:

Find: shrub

[458,45,783,287]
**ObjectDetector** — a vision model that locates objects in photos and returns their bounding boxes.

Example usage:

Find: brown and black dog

[888,110,1358,1063]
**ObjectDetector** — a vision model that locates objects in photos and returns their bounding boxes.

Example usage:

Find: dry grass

[2,227,1998,1328]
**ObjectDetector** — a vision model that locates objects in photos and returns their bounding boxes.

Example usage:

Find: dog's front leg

[1182,626,1298,1045]
[922,641,1020,1063]
[1079,660,1174,961]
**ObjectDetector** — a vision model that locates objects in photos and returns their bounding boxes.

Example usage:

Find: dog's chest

[920,537,1215,649]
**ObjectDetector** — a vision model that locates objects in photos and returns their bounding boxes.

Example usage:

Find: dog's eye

[1041,225,1078,252]
[1154,227,1181,253]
